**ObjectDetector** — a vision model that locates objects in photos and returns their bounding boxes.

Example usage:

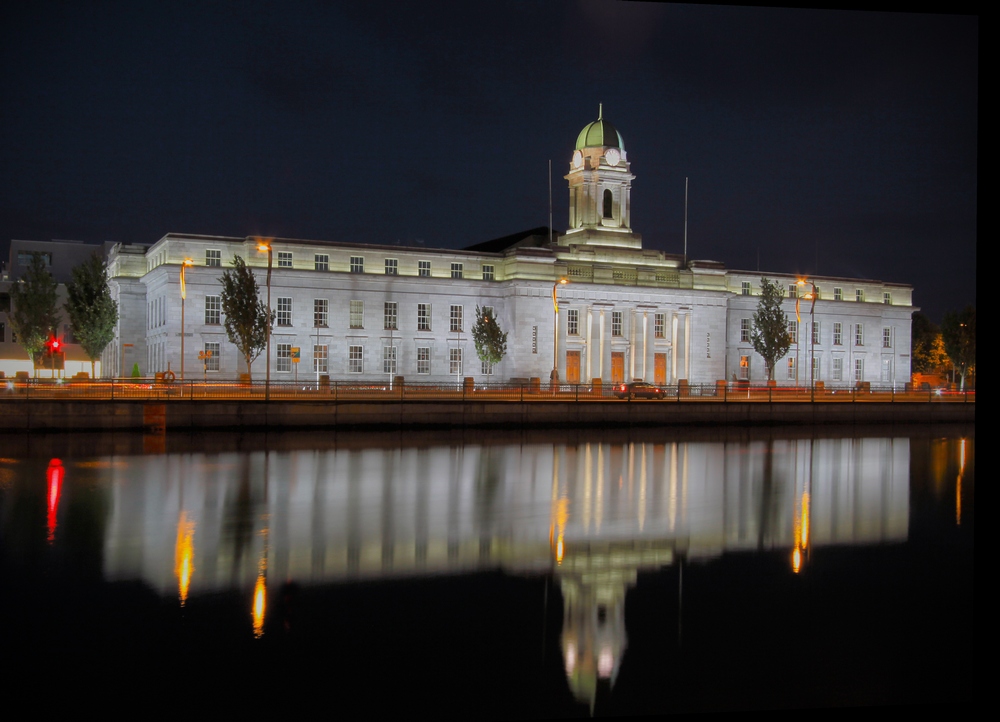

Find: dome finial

[598,102,603,120]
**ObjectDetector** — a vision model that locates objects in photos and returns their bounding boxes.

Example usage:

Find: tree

[8,252,59,376]
[751,276,791,382]
[219,255,272,380]
[941,305,975,389]
[65,252,119,379]
[471,305,508,374]
[911,312,949,376]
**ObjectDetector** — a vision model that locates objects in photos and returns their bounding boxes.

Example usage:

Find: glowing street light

[796,278,818,395]
[552,278,568,384]
[180,258,194,380]
[257,240,273,401]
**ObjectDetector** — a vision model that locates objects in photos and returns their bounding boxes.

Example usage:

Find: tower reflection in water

[91,437,910,703]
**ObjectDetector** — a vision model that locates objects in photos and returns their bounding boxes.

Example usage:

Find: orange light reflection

[174,511,196,606]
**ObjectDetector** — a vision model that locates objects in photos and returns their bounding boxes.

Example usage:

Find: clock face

[572,150,583,169]
[605,148,621,167]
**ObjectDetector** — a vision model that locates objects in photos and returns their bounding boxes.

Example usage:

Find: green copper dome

[575,104,624,151]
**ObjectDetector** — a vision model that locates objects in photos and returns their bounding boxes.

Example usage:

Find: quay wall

[0,399,975,432]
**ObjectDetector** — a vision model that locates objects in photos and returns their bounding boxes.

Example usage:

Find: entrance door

[566,351,581,384]
[654,353,667,385]
[611,352,625,385]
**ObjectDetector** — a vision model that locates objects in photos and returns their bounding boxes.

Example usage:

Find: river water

[0,426,973,715]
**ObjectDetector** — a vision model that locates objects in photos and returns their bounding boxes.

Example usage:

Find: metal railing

[0,377,976,403]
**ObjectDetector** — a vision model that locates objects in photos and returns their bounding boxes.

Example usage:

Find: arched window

[603,189,613,219]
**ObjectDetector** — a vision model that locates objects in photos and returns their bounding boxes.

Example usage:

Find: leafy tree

[219,255,272,380]
[941,305,975,389]
[8,252,59,376]
[471,305,508,372]
[911,312,949,376]
[65,251,119,379]
[751,276,791,382]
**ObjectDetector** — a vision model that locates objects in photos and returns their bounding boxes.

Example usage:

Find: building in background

[0,239,114,378]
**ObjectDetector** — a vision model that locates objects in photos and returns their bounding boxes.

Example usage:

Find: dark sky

[1,2,977,322]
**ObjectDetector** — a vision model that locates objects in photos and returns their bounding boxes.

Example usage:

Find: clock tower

[563,105,641,249]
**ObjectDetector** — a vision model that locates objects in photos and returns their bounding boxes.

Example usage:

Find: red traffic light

[47,337,61,353]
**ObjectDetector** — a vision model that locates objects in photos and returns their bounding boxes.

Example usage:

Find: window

[481,360,493,375]
[314,299,328,327]
[603,188,613,218]
[385,258,398,275]
[740,318,750,343]
[741,281,751,296]
[482,305,494,318]
[834,287,843,301]
[0,322,4,343]
[350,256,364,274]
[205,295,221,325]
[278,252,293,268]
[567,309,579,336]
[349,346,363,373]
[482,265,495,281]
[882,327,892,348]
[854,358,864,382]
[833,322,843,346]
[383,346,397,375]
[739,355,750,380]
[204,343,220,371]
[384,302,397,330]
[451,263,463,279]
[450,305,463,332]
[655,313,666,338]
[206,249,221,267]
[612,311,623,337]
[789,284,798,298]
[812,357,820,380]
[418,261,431,277]
[417,347,430,374]
[417,303,431,331]
[856,289,865,303]
[883,292,892,305]
[855,323,864,346]
[313,345,328,373]
[277,343,291,372]
[787,357,796,380]
[350,301,364,329]
[833,358,843,381]
[314,254,329,271]
[277,297,292,326]
[450,348,463,375]
[788,320,797,344]
[812,322,821,345]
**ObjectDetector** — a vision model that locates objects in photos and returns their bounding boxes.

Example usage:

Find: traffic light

[48,337,61,354]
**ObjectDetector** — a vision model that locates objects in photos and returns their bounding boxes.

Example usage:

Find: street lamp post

[796,279,818,397]
[552,278,568,386]
[258,241,273,401]
[180,258,194,380]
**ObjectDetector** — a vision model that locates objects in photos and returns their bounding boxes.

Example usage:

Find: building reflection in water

[94,436,911,702]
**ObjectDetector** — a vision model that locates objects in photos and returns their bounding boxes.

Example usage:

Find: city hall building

[4,110,915,387]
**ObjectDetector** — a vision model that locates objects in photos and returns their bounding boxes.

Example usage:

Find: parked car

[615,381,665,399]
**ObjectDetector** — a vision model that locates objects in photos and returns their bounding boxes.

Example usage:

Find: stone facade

[94,111,915,387]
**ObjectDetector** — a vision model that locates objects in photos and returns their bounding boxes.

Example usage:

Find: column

[629,308,636,381]
[642,312,648,381]
[599,310,605,380]
[684,313,691,381]
[671,313,679,383]
[586,307,593,381]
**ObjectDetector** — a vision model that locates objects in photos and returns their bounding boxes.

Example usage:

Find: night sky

[1,2,977,322]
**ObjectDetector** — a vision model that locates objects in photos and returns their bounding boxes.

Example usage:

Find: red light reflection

[46,459,64,543]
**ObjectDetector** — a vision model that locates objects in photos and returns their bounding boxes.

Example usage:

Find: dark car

[615,381,665,399]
